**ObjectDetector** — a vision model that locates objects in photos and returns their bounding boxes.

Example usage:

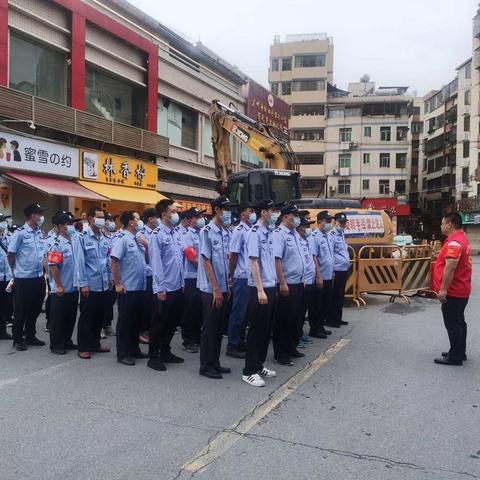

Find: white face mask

[0,221,7,231]
[135,220,144,232]
[196,217,206,229]
[305,228,312,237]
[94,218,105,229]
[36,216,45,227]
[66,225,76,235]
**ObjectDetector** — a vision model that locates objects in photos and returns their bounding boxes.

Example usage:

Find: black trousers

[331,270,349,323]
[303,283,320,334]
[116,291,144,359]
[140,276,154,333]
[0,280,12,334]
[442,296,469,360]
[103,286,117,328]
[149,288,184,357]
[243,287,277,376]
[317,279,334,328]
[13,277,45,342]
[50,291,79,350]
[77,291,108,352]
[45,294,51,330]
[200,292,229,372]
[273,283,305,360]
[182,278,203,345]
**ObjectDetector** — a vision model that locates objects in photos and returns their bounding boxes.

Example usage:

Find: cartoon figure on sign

[10,140,21,162]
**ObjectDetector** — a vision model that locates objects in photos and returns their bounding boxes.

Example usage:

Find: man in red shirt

[432,213,472,366]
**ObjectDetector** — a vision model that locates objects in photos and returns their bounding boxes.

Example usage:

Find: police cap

[334,212,348,222]
[317,210,333,221]
[211,195,231,210]
[183,207,206,219]
[52,210,80,225]
[23,203,48,217]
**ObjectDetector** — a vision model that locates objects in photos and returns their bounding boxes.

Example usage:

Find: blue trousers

[227,278,249,350]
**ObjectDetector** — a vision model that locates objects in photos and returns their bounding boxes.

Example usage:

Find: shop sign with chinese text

[80,150,157,190]
[0,131,79,177]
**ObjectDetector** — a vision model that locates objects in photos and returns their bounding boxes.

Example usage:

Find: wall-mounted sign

[0,131,79,177]
[80,150,157,190]
[344,212,385,236]
[0,175,11,217]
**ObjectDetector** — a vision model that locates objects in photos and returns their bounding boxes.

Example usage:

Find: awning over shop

[78,181,167,204]
[5,172,108,201]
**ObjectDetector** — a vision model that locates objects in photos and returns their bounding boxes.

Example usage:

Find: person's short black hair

[120,210,136,228]
[156,199,174,217]
[443,212,462,229]
[142,208,158,223]
[10,140,18,148]
[87,206,103,218]
[0,137,6,146]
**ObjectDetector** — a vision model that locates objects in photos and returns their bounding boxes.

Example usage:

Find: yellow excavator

[209,100,394,245]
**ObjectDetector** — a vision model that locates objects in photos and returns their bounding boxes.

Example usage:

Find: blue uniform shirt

[0,233,12,282]
[181,227,201,279]
[174,224,188,250]
[272,223,305,284]
[331,227,350,271]
[197,222,229,294]
[111,230,146,291]
[137,225,155,277]
[150,222,184,294]
[47,234,78,293]
[8,223,45,279]
[312,229,335,281]
[229,221,250,280]
[301,236,315,285]
[76,226,112,291]
[246,222,277,289]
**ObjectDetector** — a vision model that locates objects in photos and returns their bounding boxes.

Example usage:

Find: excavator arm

[209,100,298,191]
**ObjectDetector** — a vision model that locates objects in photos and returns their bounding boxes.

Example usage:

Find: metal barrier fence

[344,246,365,307]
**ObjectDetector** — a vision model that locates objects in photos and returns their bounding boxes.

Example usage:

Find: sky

[127,0,478,96]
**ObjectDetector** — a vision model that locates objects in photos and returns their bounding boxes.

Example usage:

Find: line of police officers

[0,198,351,387]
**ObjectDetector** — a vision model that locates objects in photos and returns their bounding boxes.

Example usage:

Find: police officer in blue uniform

[272,202,307,365]
[76,206,113,359]
[0,214,13,340]
[111,210,148,366]
[311,211,335,336]
[174,211,189,251]
[197,195,232,379]
[43,223,59,333]
[8,203,48,351]
[242,199,279,387]
[148,199,185,372]
[180,207,206,353]
[46,211,80,355]
[227,204,256,358]
[330,212,350,327]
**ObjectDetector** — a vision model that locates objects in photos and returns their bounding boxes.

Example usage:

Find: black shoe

[132,351,149,359]
[147,357,166,371]
[442,351,467,361]
[183,343,199,353]
[226,348,246,359]
[288,349,305,358]
[65,342,78,350]
[309,330,327,339]
[199,368,223,379]
[117,357,135,366]
[338,320,349,326]
[25,337,45,346]
[51,348,67,355]
[325,322,341,328]
[160,352,184,364]
[215,366,231,374]
[319,328,332,335]
[434,356,463,366]
[274,357,293,366]
[13,341,27,351]
[0,331,13,340]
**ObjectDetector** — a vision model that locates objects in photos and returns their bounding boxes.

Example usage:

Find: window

[291,104,324,116]
[203,117,214,157]
[380,153,390,168]
[465,90,471,106]
[294,54,326,68]
[379,179,390,194]
[338,154,351,168]
[86,66,146,128]
[298,154,324,165]
[292,79,325,92]
[396,126,408,141]
[241,143,261,167]
[328,106,345,118]
[464,114,470,132]
[338,180,351,195]
[281,82,291,95]
[363,153,370,164]
[380,127,391,141]
[395,153,406,169]
[463,140,470,158]
[271,58,279,71]
[462,167,469,184]
[364,126,372,137]
[281,57,292,71]
[395,180,406,194]
[339,128,352,142]
[411,122,423,134]
[362,179,370,190]
[9,33,66,104]
[157,98,197,149]
[291,129,324,141]
[271,83,279,95]
[465,63,472,79]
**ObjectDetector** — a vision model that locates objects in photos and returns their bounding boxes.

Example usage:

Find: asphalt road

[1,261,479,480]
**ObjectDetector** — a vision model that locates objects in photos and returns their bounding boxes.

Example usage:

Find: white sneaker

[242,374,266,387]
[101,330,107,339]
[259,367,277,378]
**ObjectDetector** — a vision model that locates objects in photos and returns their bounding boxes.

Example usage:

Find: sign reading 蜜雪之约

[0,131,79,177]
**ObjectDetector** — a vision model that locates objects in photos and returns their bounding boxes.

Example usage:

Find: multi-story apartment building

[407,98,423,212]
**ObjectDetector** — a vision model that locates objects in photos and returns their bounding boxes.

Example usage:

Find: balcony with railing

[457,195,480,212]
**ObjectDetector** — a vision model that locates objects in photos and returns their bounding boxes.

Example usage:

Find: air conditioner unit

[340,142,351,150]
[329,185,336,192]
[349,142,358,148]
[442,167,451,175]
[332,169,340,176]
[340,167,350,176]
